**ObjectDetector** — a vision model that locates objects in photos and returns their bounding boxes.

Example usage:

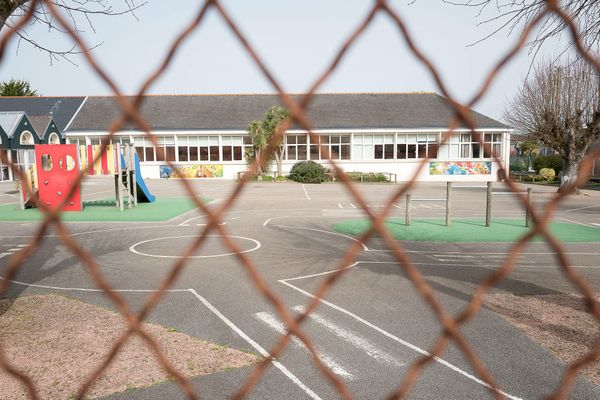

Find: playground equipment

[18,143,155,211]
[31,144,82,211]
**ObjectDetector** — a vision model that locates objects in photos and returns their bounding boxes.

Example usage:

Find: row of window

[68,133,503,162]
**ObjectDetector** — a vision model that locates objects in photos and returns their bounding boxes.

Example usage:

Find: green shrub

[289,161,326,183]
[509,159,528,173]
[344,172,389,182]
[539,168,556,182]
[275,175,287,182]
[533,155,563,175]
[250,174,274,181]
[521,174,543,182]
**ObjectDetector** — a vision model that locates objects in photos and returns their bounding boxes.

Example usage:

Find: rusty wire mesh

[0,0,599,399]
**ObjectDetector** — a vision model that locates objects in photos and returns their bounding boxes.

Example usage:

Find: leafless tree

[0,0,144,64]
[506,57,600,192]
[444,1,600,58]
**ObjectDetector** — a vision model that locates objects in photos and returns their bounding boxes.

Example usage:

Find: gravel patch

[487,292,600,386]
[0,294,260,399]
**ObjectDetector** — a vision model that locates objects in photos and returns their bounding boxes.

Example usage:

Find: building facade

[0,93,511,181]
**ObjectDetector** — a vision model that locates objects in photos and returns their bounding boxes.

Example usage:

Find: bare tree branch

[506,57,600,191]
[0,0,145,62]
[445,0,600,56]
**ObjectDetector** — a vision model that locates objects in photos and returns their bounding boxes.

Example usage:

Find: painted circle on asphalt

[129,235,261,259]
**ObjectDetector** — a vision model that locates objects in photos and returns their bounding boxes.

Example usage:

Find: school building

[0,93,512,181]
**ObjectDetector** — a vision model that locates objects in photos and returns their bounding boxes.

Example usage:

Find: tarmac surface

[1,177,600,400]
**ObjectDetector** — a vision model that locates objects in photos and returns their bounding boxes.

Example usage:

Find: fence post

[486,181,492,227]
[405,194,411,226]
[445,181,452,227]
[526,188,533,227]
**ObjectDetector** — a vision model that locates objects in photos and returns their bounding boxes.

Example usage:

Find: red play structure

[34,144,82,211]
[19,143,154,212]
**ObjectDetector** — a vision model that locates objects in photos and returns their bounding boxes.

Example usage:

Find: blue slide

[120,153,156,203]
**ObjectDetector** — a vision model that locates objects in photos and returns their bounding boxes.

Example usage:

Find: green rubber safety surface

[332,218,600,243]
[0,197,211,222]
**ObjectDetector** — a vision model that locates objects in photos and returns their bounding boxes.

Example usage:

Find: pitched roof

[29,116,53,138]
[0,96,85,131]
[0,112,25,137]
[67,93,507,132]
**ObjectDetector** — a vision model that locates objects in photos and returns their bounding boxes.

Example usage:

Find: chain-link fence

[1,0,600,399]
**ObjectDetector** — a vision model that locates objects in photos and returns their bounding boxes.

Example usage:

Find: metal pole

[125,146,132,209]
[132,145,138,207]
[445,182,452,227]
[485,181,492,227]
[526,188,532,227]
[405,194,411,226]
[117,143,124,211]
[18,151,26,210]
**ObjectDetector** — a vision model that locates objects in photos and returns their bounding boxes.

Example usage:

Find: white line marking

[271,224,368,251]
[302,184,311,201]
[349,203,356,209]
[279,281,522,400]
[412,198,445,201]
[8,248,21,252]
[565,204,600,212]
[593,223,600,227]
[179,215,205,227]
[282,262,359,282]
[0,225,180,239]
[254,311,354,380]
[129,235,261,259]
[293,306,403,367]
[263,215,320,227]
[559,217,600,228]
[337,203,342,209]
[188,290,321,400]
[0,277,189,292]
[0,252,11,259]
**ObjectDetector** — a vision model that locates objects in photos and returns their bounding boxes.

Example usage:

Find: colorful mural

[160,164,224,178]
[429,161,492,175]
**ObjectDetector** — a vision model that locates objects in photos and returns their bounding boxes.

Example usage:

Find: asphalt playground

[1,177,600,400]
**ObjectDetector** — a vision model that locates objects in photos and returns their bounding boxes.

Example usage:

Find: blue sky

[0,0,567,121]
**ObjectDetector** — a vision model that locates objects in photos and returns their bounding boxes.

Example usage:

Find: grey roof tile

[29,116,52,138]
[0,96,85,131]
[67,93,507,132]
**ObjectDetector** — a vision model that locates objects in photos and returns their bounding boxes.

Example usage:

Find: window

[153,136,175,162]
[374,135,394,159]
[134,136,154,162]
[20,131,34,145]
[447,133,482,159]
[483,133,502,158]
[67,137,85,147]
[48,132,60,144]
[285,134,308,160]
[221,136,246,161]
[199,136,219,161]
[111,136,131,145]
[309,135,350,160]
[396,133,438,159]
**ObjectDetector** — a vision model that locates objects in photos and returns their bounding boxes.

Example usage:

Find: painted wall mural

[429,161,492,175]
[160,164,224,178]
